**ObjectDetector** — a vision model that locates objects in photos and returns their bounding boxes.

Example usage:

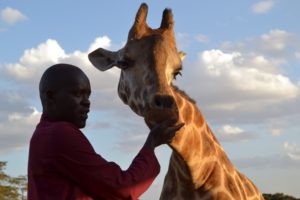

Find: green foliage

[0,161,27,200]
[263,193,300,200]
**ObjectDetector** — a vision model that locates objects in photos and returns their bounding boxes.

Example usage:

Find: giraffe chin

[144,108,179,129]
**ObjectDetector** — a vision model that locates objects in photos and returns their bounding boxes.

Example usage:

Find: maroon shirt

[28,115,160,200]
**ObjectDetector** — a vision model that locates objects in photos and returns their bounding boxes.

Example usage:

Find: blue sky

[1,0,300,199]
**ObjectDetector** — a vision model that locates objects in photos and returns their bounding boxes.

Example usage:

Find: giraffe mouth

[144,107,179,128]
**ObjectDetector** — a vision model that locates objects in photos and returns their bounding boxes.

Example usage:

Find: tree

[263,193,300,200]
[0,161,27,200]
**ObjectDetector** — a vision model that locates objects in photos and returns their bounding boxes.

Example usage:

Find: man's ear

[44,90,55,104]
[88,48,120,71]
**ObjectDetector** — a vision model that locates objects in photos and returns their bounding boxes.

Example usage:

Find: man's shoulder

[35,120,81,138]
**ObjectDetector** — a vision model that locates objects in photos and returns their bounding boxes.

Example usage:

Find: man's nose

[82,96,90,107]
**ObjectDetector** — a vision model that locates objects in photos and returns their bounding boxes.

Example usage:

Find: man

[28,63,184,200]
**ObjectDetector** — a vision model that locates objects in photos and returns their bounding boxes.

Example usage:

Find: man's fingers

[168,123,185,132]
[165,123,185,142]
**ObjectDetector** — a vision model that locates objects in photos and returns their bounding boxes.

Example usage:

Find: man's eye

[73,92,81,97]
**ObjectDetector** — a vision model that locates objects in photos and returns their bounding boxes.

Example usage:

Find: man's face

[52,72,91,128]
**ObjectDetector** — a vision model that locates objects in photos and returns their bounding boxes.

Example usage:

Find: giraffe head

[89,3,185,127]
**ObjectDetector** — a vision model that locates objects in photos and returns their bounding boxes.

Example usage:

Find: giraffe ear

[88,48,119,71]
[179,51,186,61]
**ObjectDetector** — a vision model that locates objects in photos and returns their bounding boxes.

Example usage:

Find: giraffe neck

[160,87,264,199]
[169,87,225,188]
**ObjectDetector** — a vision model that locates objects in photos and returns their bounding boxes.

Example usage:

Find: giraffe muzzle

[153,94,176,110]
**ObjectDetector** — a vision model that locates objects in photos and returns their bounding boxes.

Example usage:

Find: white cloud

[221,29,296,60]
[295,52,300,61]
[88,36,111,52]
[0,107,41,153]
[177,29,300,124]
[3,36,120,90]
[0,36,125,153]
[271,128,284,136]
[199,49,298,100]
[5,39,66,81]
[260,29,292,52]
[284,142,300,161]
[195,34,209,43]
[1,7,27,25]
[252,0,274,14]
[220,124,243,135]
[217,124,258,142]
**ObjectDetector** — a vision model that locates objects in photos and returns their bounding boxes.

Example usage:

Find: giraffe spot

[235,173,247,199]
[207,126,221,146]
[242,175,256,197]
[215,191,231,200]
[137,104,144,113]
[219,152,235,174]
[201,133,216,158]
[205,163,222,190]
[130,101,138,112]
[124,85,130,94]
[176,95,183,107]
[194,109,204,128]
[119,92,128,104]
[180,187,196,199]
[193,162,214,187]
[182,102,192,124]
[142,90,148,101]
[144,74,154,85]
[134,89,140,100]
[224,174,241,199]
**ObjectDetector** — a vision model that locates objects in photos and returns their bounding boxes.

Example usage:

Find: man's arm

[53,120,183,199]
[53,124,158,199]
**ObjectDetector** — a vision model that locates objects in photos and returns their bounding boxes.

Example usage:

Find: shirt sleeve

[52,123,160,200]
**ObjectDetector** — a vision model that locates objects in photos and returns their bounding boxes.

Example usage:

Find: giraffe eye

[117,57,134,70]
[173,71,182,80]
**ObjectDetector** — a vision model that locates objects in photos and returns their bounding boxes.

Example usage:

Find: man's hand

[144,119,185,150]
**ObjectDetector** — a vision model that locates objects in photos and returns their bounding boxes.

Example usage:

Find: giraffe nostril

[153,95,176,109]
[155,98,162,108]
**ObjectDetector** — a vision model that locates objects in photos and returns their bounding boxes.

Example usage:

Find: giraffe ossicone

[89,3,264,200]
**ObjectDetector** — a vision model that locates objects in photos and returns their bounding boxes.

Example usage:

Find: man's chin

[76,120,87,129]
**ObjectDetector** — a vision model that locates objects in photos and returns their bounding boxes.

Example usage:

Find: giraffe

[88,3,264,200]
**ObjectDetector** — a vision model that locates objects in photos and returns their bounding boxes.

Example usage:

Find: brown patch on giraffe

[201,132,216,158]
[179,130,197,162]
[181,101,193,125]
[219,151,235,174]
[235,174,247,200]
[205,125,221,146]
[142,90,148,102]
[119,92,128,104]
[204,163,222,190]
[180,188,196,199]
[215,191,232,200]
[124,85,130,95]
[130,101,138,112]
[192,161,215,188]
[193,109,205,128]
[134,89,140,100]
[242,174,258,197]
[174,91,183,108]
[224,174,241,199]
